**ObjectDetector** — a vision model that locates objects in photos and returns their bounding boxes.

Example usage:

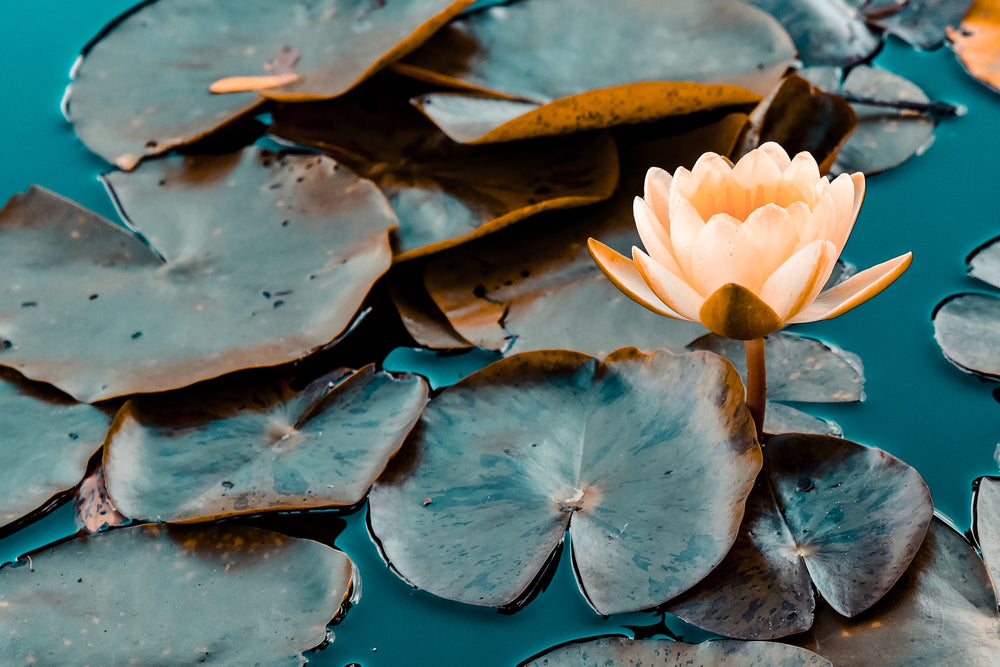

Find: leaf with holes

[369,348,761,614]
[0,147,396,402]
[104,366,427,522]
[65,0,476,169]
[668,434,932,640]
[0,523,354,665]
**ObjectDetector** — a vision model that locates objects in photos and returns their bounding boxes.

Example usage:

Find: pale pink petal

[777,152,822,207]
[733,147,782,212]
[632,247,705,320]
[757,142,792,171]
[671,166,698,200]
[687,155,736,220]
[690,213,766,296]
[788,252,913,323]
[666,194,705,277]
[634,197,684,276]
[794,192,837,250]
[741,203,800,275]
[587,239,687,320]
[759,240,839,320]
[643,167,673,223]
[690,152,733,179]
[826,173,862,253]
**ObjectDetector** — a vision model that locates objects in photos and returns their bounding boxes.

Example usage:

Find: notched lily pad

[0,147,397,402]
[747,0,881,67]
[0,523,354,665]
[933,293,1000,379]
[519,636,831,666]
[0,368,111,533]
[669,434,932,640]
[65,0,476,169]
[369,347,761,615]
[270,75,619,259]
[797,518,1000,665]
[104,366,427,522]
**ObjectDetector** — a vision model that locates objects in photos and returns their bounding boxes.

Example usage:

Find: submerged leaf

[669,434,932,639]
[933,293,1000,378]
[0,148,396,401]
[369,348,760,614]
[519,636,831,667]
[105,366,427,522]
[0,523,354,665]
[65,0,476,169]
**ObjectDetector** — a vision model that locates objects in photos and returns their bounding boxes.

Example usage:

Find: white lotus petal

[691,213,765,296]
[587,239,685,319]
[795,192,837,250]
[632,247,704,321]
[634,197,684,276]
[760,240,838,320]
[788,252,913,323]
[778,152,822,207]
[741,203,799,276]
[733,146,782,198]
[666,194,705,277]
[643,167,672,224]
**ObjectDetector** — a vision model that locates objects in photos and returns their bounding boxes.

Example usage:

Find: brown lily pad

[65,0,476,169]
[949,0,1000,94]
[0,147,396,402]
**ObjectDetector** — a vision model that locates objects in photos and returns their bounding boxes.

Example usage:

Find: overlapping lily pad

[797,518,1000,664]
[270,75,619,259]
[369,347,761,615]
[747,0,881,67]
[397,0,792,142]
[519,636,831,667]
[974,476,1000,585]
[0,523,354,665]
[65,0,476,169]
[933,234,1000,378]
[0,147,397,402]
[867,0,973,49]
[0,369,111,533]
[668,434,932,640]
[104,366,427,523]
[949,0,1000,94]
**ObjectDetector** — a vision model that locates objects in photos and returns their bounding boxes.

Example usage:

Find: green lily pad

[933,293,1000,379]
[519,636,831,666]
[974,476,1000,586]
[0,147,396,402]
[65,0,475,169]
[669,434,932,639]
[797,518,1000,665]
[0,369,111,533]
[269,74,619,260]
[746,0,881,67]
[397,0,792,142]
[764,403,842,436]
[0,523,354,665]
[867,0,973,49]
[369,347,761,615]
[800,66,936,175]
[968,234,1000,288]
[104,366,427,522]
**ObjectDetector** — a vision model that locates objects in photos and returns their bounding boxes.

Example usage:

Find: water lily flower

[588,142,912,341]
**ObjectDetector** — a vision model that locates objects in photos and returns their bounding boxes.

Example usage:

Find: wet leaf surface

[868,0,974,49]
[369,348,760,615]
[104,366,427,522]
[764,403,843,436]
[933,292,1000,378]
[0,523,354,665]
[0,369,111,534]
[519,636,831,666]
[797,518,1000,665]
[669,434,932,639]
[270,75,619,259]
[949,0,1000,94]
[397,0,792,142]
[974,476,1000,586]
[65,0,475,169]
[0,148,396,402]
[747,0,882,67]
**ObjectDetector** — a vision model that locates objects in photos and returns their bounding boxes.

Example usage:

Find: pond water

[2,2,999,665]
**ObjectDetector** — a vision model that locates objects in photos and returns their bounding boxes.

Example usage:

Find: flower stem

[744,338,766,443]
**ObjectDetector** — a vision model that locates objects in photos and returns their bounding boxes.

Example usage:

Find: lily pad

[968,233,1000,288]
[867,0,974,49]
[397,0,792,142]
[104,366,427,522]
[797,518,1000,665]
[519,636,831,667]
[0,369,111,533]
[270,75,619,259]
[0,147,396,402]
[764,403,843,436]
[949,0,1000,94]
[933,293,1000,378]
[669,434,932,640]
[65,0,475,169]
[0,523,354,665]
[974,476,1000,586]
[369,347,761,614]
[747,0,881,67]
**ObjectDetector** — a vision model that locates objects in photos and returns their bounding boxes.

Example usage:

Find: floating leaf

[974,477,1000,586]
[764,403,843,436]
[369,348,760,614]
[519,636,831,667]
[669,434,932,639]
[949,0,1000,94]
[104,366,427,522]
[0,148,396,402]
[0,369,111,533]
[0,523,354,665]
[933,293,1000,378]
[747,0,881,67]
[397,0,792,142]
[797,518,1000,664]
[388,263,474,349]
[968,234,1000,288]
[868,0,974,49]
[270,75,619,259]
[65,0,476,169]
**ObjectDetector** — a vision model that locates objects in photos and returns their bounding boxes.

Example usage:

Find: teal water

[2,3,999,665]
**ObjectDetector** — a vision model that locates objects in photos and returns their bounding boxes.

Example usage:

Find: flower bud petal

[760,240,838,320]
[632,247,704,321]
[643,167,672,223]
[691,214,765,295]
[634,197,684,277]
[787,252,913,323]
